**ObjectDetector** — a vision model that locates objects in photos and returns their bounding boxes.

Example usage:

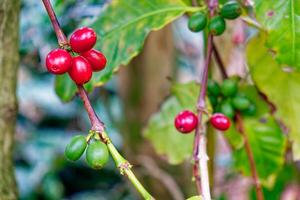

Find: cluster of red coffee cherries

[45,27,106,85]
[174,110,231,134]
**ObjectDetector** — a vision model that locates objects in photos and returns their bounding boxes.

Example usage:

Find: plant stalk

[41,1,154,199]
[236,114,264,200]
[41,0,67,47]
[192,0,218,199]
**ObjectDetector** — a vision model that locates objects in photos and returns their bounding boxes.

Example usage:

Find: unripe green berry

[188,12,207,32]
[220,100,235,118]
[221,79,238,97]
[232,96,251,110]
[209,95,218,107]
[86,140,109,169]
[207,79,220,97]
[208,16,226,36]
[220,1,242,20]
[242,104,256,116]
[65,135,87,161]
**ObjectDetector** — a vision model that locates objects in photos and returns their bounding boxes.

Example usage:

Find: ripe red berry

[174,110,198,134]
[45,49,72,74]
[69,27,97,53]
[81,49,107,71]
[210,113,231,131]
[68,56,93,85]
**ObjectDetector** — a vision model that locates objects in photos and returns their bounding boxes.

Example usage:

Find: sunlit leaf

[55,0,201,101]
[247,34,300,159]
[253,0,300,69]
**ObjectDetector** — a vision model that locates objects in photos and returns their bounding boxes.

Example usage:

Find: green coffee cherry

[208,16,226,36]
[207,80,220,97]
[209,95,218,107]
[220,100,235,118]
[221,79,238,97]
[86,140,109,169]
[220,1,242,20]
[65,135,87,161]
[242,104,256,116]
[188,12,207,32]
[232,96,251,110]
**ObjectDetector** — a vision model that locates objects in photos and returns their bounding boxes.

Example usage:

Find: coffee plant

[38,0,300,199]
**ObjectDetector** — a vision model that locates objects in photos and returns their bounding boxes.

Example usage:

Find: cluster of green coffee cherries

[64,133,110,169]
[188,1,242,35]
[208,77,256,118]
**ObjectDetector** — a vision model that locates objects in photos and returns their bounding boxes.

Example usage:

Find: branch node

[197,106,210,116]
[119,161,133,175]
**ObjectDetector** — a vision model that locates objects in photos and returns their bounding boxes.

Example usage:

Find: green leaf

[247,34,300,159]
[223,123,244,149]
[233,116,286,187]
[186,196,203,200]
[144,82,209,164]
[253,0,300,69]
[55,0,201,101]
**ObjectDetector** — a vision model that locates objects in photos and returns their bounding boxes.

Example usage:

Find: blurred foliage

[186,196,203,200]
[18,0,300,199]
[247,34,300,160]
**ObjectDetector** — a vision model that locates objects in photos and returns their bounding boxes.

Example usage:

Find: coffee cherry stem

[42,1,154,199]
[100,133,153,200]
[86,130,95,143]
[196,106,211,117]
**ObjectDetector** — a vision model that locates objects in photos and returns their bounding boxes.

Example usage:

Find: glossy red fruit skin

[68,56,93,85]
[81,49,107,71]
[174,110,198,134]
[69,27,97,53]
[210,113,231,131]
[46,49,72,74]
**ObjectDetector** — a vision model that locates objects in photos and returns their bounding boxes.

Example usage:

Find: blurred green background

[16,0,300,200]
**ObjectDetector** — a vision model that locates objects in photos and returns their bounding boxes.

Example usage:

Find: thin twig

[236,113,264,200]
[241,16,264,31]
[212,41,264,200]
[212,43,228,79]
[138,155,185,200]
[41,0,68,47]
[77,85,105,132]
[41,1,154,199]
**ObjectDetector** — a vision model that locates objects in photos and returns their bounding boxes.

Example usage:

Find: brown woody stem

[236,113,264,200]
[41,0,68,47]
[192,0,218,199]
[212,43,264,200]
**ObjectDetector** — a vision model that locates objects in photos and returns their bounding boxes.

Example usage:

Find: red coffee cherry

[45,49,72,74]
[69,27,97,53]
[174,110,198,134]
[81,49,107,71]
[68,56,93,85]
[210,113,231,131]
